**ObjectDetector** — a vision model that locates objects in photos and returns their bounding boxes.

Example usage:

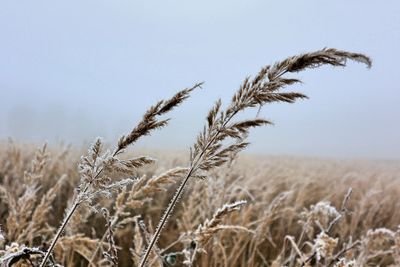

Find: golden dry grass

[0,143,399,266]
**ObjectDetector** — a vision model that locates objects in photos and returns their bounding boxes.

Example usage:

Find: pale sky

[0,1,399,160]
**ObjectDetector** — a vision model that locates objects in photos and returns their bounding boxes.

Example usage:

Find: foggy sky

[0,1,399,159]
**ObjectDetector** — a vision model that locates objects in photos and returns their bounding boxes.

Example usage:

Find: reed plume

[39,83,201,267]
[139,48,371,266]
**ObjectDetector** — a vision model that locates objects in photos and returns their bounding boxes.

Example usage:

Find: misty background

[0,1,399,160]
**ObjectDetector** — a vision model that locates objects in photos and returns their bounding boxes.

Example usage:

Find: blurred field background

[1,142,400,266]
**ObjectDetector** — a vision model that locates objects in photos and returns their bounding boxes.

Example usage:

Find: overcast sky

[0,1,399,160]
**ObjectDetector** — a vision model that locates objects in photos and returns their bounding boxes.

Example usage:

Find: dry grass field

[1,48,399,267]
[1,144,399,267]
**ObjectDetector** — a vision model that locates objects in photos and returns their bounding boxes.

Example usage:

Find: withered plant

[2,48,394,267]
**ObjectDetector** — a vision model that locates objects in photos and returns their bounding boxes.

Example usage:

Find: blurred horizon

[1,1,399,160]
